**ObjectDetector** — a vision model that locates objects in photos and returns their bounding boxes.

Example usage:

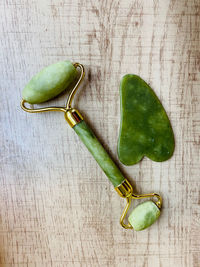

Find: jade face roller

[21,61,162,231]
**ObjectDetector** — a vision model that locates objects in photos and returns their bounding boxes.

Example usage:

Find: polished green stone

[118,74,175,165]
[22,61,77,104]
[128,201,160,231]
[74,120,125,187]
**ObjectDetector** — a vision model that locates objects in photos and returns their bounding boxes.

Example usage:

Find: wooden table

[1,0,199,266]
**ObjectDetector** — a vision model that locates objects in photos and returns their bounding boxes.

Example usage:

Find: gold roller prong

[66,63,85,110]
[132,192,162,209]
[119,196,133,229]
[20,99,66,113]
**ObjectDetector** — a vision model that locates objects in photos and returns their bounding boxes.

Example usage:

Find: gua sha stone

[118,74,175,165]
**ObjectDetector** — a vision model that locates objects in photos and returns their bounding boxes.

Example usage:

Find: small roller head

[128,201,160,231]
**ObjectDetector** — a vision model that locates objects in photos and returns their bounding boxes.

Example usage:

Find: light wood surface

[1,0,200,266]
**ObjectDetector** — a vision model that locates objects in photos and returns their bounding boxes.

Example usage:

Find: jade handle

[73,120,125,187]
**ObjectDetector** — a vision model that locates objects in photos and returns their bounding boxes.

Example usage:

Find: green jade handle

[73,120,125,188]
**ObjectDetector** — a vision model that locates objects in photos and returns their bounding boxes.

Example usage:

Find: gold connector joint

[115,179,133,198]
[64,109,83,128]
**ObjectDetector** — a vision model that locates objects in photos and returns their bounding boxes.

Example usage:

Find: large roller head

[22,60,77,104]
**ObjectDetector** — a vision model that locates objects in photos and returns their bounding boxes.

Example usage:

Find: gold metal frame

[115,179,162,229]
[20,63,85,127]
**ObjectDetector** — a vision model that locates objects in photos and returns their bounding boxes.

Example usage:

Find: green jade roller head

[21,61,162,231]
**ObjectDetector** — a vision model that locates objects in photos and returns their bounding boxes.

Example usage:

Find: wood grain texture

[0,0,199,266]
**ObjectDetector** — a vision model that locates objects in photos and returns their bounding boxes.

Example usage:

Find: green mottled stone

[118,74,175,165]
[22,61,77,104]
[128,201,160,231]
[74,120,125,187]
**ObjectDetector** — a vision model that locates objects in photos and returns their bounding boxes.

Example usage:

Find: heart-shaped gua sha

[118,74,175,165]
